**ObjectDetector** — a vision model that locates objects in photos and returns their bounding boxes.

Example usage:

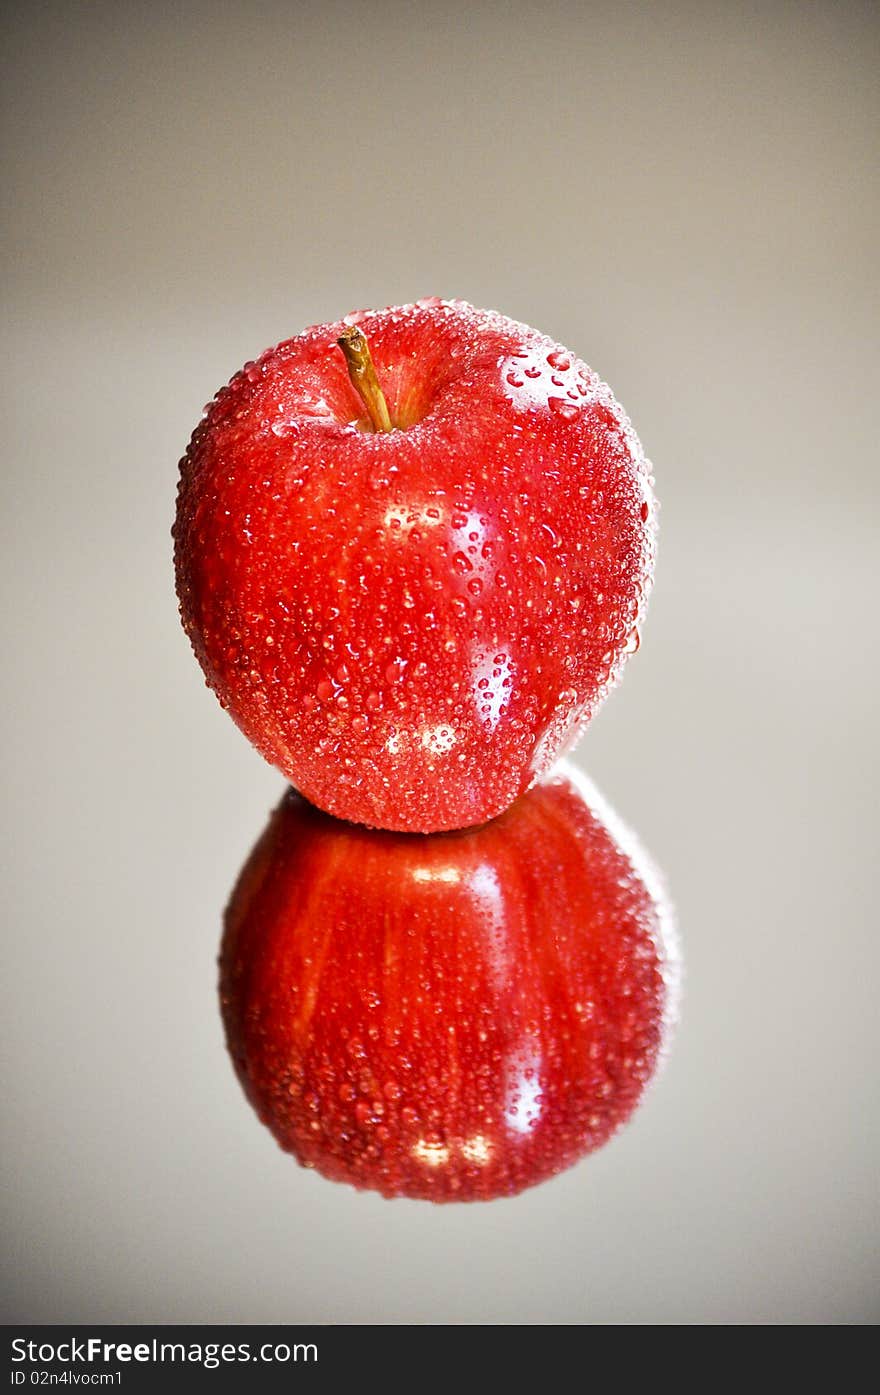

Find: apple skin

[219,764,678,1202]
[175,299,656,833]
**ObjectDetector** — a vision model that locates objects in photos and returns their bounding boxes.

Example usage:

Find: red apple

[175,299,656,833]
[219,764,678,1202]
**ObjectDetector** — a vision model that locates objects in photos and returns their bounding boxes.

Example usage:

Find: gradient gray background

[2,0,878,1324]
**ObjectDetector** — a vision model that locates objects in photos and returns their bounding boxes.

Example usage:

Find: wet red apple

[175,299,656,832]
[219,764,678,1202]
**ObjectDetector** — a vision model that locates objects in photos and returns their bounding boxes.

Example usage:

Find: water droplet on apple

[547,351,571,370]
[548,398,579,421]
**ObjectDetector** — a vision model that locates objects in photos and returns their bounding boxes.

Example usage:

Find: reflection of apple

[219,764,678,1202]
[175,299,655,833]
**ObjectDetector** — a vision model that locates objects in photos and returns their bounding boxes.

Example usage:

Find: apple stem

[337,326,393,433]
